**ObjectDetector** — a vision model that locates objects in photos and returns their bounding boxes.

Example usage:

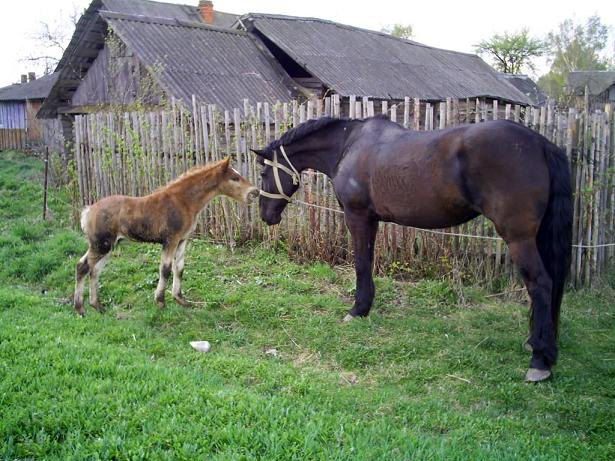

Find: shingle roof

[243,14,531,104]
[497,73,547,106]
[567,71,615,96]
[0,73,59,101]
[101,12,293,108]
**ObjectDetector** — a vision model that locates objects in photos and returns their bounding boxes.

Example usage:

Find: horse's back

[341,119,552,229]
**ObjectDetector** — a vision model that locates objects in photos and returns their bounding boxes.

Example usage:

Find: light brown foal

[74,157,258,315]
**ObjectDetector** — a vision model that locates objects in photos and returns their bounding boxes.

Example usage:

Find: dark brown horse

[74,157,258,315]
[253,116,572,382]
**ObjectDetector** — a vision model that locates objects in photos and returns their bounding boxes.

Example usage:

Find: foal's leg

[74,250,91,316]
[344,213,379,321]
[172,239,189,306]
[88,252,111,313]
[155,241,179,308]
[508,238,556,382]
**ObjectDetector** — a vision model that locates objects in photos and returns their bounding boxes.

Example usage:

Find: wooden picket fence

[71,95,615,287]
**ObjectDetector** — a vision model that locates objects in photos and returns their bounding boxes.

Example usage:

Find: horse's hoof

[525,368,552,382]
[157,300,165,309]
[523,340,533,352]
[343,314,355,322]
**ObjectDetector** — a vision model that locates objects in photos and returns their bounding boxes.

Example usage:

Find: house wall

[71,40,165,108]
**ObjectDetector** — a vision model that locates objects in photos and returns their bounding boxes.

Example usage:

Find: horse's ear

[221,156,231,170]
[250,148,272,161]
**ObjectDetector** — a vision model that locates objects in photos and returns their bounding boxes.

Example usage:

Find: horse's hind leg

[89,251,111,313]
[155,241,179,308]
[508,239,556,382]
[74,250,90,316]
[172,239,189,306]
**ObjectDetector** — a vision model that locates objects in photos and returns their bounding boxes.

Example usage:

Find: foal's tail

[536,142,573,337]
[80,207,91,234]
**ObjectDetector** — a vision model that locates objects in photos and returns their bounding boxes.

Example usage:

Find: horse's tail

[80,207,91,234]
[536,142,573,337]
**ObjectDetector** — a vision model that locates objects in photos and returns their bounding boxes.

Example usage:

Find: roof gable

[38,0,245,118]
[243,14,530,104]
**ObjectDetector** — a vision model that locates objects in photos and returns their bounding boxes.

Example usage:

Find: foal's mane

[157,158,226,192]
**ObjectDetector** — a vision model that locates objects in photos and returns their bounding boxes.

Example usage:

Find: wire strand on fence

[292,198,615,249]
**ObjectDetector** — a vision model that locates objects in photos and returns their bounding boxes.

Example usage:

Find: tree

[22,5,83,75]
[381,24,413,40]
[538,15,610,102]
[474,29,546,74]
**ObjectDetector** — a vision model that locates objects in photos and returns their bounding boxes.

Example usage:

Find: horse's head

[218,157,259,204]
[252,146,300,226]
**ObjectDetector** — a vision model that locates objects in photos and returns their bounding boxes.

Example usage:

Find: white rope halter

[259,145,301,202]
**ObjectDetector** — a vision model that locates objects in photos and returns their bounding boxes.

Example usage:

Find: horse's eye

[231,176,240,182]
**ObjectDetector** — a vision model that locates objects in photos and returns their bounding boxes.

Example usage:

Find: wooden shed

[568,71,615,109]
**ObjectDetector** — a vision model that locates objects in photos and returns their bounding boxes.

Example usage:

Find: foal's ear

[221,156,231,171]
[250,148,272,161]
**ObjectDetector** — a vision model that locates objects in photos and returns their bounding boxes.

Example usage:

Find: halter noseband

[259,145,301,202]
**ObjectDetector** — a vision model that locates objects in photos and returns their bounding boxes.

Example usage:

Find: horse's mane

[263,114,390,153]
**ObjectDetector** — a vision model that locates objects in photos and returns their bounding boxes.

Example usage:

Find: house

[0,72,59,151]
[38,0,294,121]
[40,0,532,120]
[497,73,547,106]
[237,13,531,106]
[567,71,615,108]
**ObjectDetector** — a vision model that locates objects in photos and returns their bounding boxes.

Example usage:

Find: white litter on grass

[264,348,278,357]
[190,341,211,353]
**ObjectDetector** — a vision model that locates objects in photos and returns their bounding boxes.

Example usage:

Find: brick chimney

[198,0,214,24]
[20,74,27,84]
[28,72,36,82]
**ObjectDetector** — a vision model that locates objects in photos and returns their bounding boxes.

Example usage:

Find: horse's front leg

[344,213,379,321]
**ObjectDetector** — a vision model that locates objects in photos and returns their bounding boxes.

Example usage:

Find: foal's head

[216,157,259,204]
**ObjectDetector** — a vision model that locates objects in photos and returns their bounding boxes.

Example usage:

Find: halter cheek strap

[260,145,301,202]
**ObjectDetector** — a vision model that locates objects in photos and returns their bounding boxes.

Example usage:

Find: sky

[0,0,613,87]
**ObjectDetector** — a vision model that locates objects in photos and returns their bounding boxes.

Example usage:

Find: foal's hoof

[156,299,166,309]
[343,314,355,322]
[91,303,106,313]
[525,368,552,382]
[75,308,86,317]
[173,295,190,307]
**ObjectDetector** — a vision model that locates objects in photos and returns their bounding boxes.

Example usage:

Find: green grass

[1,150,614,460]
